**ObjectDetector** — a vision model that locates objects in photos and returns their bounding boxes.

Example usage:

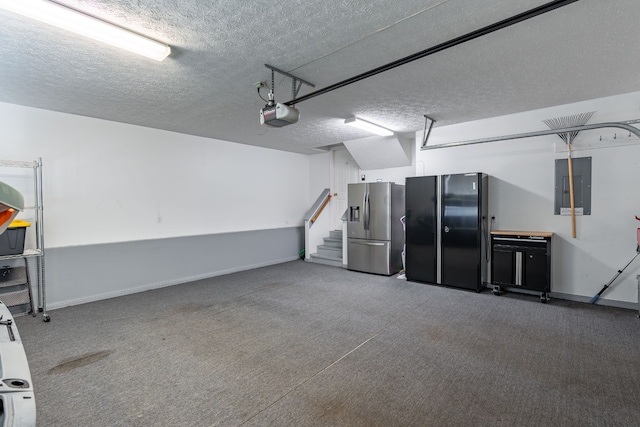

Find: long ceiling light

[344,117,394,136]
[0,0,171,61]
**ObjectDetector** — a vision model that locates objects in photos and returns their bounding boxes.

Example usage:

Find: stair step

[329,230,342,239]
[309,253,344,268]
[317,244,342,258]
[323,237,342,248]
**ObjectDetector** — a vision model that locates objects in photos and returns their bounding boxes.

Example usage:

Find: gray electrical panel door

[554,156,591,215]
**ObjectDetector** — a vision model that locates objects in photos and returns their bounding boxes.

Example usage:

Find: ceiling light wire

[257,87,269,104]
[287,0,455,74]
[261,1,456,104]
[284,0,578,107]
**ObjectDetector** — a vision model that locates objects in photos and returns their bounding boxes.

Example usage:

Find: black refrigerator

[405,173,488,291]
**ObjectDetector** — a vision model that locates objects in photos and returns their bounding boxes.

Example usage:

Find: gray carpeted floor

[15,260,640,426]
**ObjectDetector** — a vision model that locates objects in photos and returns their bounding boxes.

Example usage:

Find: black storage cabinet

[404,176,438,284]
[405,173,488,292]
[490,231,552,302]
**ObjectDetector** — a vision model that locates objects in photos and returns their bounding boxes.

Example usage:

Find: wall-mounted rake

[543,112,595,238]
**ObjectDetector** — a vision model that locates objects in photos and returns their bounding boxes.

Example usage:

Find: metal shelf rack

[0,158,49,322]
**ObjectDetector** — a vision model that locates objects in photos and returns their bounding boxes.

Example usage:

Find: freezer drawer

[348,238,395,276]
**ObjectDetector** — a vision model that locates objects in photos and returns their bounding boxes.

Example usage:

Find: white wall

[359,137,416,184]
[0,102,311,248]
[5,90,639,308]
[309,151,330,197]
[416,91,640,306]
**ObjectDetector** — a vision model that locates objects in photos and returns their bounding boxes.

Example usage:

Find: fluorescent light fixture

[344,117,393,136]
[0,0,171,61]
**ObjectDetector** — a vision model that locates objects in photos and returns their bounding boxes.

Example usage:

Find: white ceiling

[1,0,639,155]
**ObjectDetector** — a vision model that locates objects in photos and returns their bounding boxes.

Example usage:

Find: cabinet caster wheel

[42,315,51,322]
[540,294,548,304]
[492,286,502,296]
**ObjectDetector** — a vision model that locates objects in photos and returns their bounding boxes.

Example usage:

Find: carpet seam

[238,319,399,425]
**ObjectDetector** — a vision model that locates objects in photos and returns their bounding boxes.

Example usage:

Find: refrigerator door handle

[364,191,370,231]
[350,241,385,246]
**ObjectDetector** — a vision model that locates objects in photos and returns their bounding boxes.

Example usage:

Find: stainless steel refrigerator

[405,173,488,291]
[347,182,405,275]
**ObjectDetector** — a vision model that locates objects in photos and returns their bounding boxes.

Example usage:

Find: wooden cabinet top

[491,230,554,238]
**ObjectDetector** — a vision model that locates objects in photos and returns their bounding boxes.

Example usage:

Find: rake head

[543,111,595,144]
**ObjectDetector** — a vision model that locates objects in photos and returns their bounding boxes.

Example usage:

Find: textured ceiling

[1,0,640,154]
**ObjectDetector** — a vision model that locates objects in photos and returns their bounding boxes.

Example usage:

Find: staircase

[309,230,343,268]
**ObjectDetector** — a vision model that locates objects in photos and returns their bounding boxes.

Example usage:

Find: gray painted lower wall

[33,225,637,313]
[42,227,304,310]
